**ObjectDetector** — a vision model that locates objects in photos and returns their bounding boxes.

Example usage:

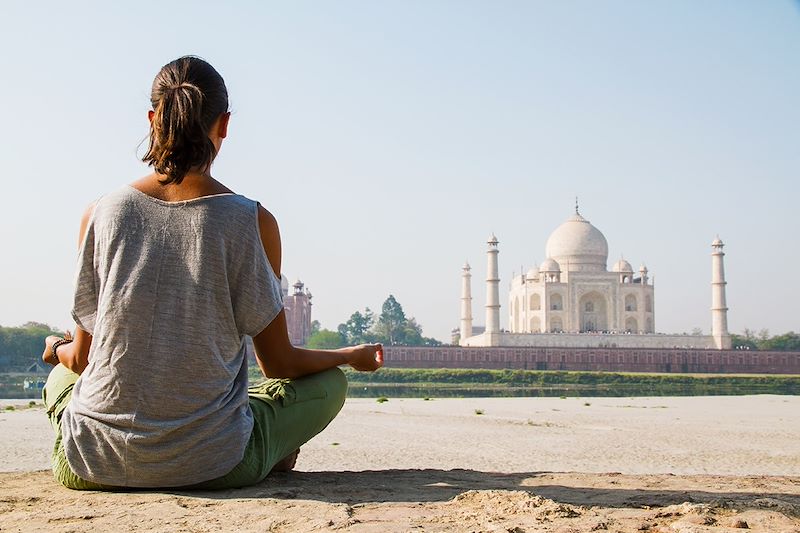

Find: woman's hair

[142,56,229,184]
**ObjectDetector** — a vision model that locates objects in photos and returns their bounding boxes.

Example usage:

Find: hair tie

[168,82,199,93]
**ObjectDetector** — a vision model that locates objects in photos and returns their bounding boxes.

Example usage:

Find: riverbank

[341,367,800,397]
[5,369,800,399]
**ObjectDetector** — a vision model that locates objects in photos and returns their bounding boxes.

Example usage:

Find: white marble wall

[461,332,716,349]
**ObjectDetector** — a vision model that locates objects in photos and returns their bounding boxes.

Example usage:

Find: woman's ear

[217,112,231,139]
[148,110,155,123]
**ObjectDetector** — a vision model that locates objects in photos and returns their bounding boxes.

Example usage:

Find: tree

[305,329,345,349]
[730,334,757,350]
[333,297,444,348]
[310,320,321,336]
[337,309,374,345]
[420,336,443,347]
[368,296,443,346]
[0,323,63,371]
[759,332,800,352]
[732,329,800,351]
[374,295,407,345]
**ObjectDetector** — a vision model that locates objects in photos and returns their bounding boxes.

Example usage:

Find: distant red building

[382,346,800,374]
[282,277,313,346]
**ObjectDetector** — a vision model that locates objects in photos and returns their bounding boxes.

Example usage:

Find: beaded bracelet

[51,337,73,362]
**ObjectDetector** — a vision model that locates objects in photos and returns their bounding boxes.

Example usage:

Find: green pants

[43,364,348,490]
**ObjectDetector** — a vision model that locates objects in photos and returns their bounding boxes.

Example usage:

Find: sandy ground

[1,395,798,532]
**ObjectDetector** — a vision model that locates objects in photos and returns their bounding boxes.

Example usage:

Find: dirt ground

[1,395,798,532]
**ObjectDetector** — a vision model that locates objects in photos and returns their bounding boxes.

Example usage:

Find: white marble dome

[539,258,561,273]
[612,258,634,273]
[545,213,609,272]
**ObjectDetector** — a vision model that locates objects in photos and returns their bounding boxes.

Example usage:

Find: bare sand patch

[1,395,798,531]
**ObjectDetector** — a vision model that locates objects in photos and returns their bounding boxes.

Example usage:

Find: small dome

[639,264,648,273]
[539,258,561,273]
[526,267,539,279]
[545,213,608,272]
[712,236,723,246]
[613,258,633,273]
[487,233,499,245]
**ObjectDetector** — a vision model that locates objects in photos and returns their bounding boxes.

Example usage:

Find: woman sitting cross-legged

[41,56,383,490]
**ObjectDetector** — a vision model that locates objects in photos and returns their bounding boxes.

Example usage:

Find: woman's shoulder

[254,203,281,280]
[89,184,143,211]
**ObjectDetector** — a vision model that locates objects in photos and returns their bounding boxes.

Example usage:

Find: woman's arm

[252,206,383,379]
[41,203,96,375]
[253,309,383,378]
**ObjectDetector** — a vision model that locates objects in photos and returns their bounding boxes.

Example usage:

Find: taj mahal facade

[458,207,732,350]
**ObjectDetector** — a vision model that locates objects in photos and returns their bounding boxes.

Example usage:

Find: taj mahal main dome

[545,213,609,273]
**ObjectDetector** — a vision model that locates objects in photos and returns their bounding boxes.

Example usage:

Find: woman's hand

[343,343,384,372]
[42,331,72,367]
[42,328,90,375]
[42,335,62,366]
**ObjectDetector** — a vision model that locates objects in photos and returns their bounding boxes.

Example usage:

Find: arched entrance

[579,291,608,332]
[624,294,637,312]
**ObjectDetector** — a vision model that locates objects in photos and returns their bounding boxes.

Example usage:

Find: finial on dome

[575,196,580,215]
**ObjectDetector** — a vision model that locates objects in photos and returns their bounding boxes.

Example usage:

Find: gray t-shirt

[62,185,283,487]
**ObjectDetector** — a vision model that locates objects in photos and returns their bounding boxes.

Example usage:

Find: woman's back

[62,185,283,487]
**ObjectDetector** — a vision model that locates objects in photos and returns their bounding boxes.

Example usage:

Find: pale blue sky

[1,1,798,341]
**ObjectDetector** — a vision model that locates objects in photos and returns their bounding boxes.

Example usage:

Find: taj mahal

[458,205,732,350]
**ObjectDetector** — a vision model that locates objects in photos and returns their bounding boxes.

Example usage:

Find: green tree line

[730,329,800,351]
[0,322,63,371]
[306,295,442,349]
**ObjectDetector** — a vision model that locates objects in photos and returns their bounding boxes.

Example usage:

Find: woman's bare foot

[270,448,300,474]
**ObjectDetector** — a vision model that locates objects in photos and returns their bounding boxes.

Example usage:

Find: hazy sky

[1,1,798,342]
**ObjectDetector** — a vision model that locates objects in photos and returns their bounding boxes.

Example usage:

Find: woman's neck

[132,171,233,202]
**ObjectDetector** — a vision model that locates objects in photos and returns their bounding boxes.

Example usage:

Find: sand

[1,395,798,532]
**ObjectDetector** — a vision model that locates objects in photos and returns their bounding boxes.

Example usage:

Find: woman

[41,56,383,490]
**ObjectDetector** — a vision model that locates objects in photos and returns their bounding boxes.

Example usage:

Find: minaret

[485,234,501,346]
[711,237,732,349]
[459,262,473,344]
